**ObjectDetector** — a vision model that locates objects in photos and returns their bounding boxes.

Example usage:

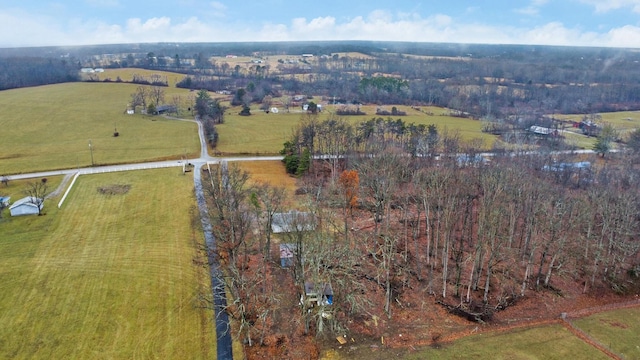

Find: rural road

[5,117,286,360]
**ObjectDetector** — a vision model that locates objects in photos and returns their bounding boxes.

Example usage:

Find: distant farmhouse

[9,196,43,216]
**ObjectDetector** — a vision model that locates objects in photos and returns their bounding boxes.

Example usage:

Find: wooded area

[202,114,640,357]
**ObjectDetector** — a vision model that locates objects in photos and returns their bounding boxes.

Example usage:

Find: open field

[97,68,187,87]
[217,103,498,154]
[403,324,609,360]
[234,160,298,191]
[0,82,200,174]
[554,111,640,135]
[0,168,216,359]
[572,306,640,359]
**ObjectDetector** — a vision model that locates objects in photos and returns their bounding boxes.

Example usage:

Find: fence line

[58,172,80,209]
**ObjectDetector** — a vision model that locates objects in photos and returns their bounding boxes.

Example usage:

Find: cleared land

[217,103,497,154]
[403,324,609,360]
[0,169,215,359]
[0,82,200,174]
[572,306,640,359]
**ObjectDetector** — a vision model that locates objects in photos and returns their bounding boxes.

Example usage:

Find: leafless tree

[23,180,48,215]
[149,86,165,109]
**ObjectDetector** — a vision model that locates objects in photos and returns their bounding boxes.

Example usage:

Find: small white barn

[10,196,43,216]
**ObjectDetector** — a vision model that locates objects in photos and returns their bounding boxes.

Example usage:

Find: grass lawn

[0,168,216,359]
[0,176,64,208]
[571,307,640,359]
[0,82,200,174]
[216,104,497,155]
[404,325,608,360]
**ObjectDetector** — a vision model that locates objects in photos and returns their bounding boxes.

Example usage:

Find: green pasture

[572,306,640,359]
[0,168,216,359]
[216,103,497,154]
[405,325,608,360]
[0,82,200,174]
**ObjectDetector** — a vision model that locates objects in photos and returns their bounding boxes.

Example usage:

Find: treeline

[0,57,79,91]
[175,47,640,119]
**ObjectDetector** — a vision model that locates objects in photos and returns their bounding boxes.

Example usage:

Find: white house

[9,197,43,216]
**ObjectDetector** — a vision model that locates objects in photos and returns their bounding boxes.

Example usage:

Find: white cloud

[579,0,640,13]
[2,7,640,48]
[85,0,119,7]
[209,1,227,17]
[515,0,548,16]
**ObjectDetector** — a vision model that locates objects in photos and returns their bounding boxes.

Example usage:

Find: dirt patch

[599,319,629,329]
[97,184,131,195]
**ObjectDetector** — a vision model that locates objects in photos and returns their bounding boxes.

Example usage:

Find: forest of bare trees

[201,113,640,355]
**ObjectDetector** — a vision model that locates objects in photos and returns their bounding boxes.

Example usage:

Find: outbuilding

[271,211,316,234]
[9,196,43,216]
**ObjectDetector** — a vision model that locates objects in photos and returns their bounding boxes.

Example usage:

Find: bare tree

[130,86,149,112]
[24,180,48,215]
[149,86,166,109]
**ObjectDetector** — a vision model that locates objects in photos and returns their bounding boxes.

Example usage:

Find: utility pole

[89,140,94,166]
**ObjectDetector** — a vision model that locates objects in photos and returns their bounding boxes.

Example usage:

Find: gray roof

[9,196,42,210]
[271,211,316,233]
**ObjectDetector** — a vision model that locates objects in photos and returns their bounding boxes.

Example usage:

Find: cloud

[515,0,549,16]
[85,0,119,7]
[209,1,227,17]
[2,7,640,48]
[579,0,640,13]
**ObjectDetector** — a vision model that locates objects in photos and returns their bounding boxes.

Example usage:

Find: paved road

[194,162,233,359]
[4,116,285,360]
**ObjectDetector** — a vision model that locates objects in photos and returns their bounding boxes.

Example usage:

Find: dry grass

[0,169,216,359]
[572,307,640,359]
[84,69,187,87]
[0,82,200,174]
[216,103,497,154]
[403,324,609,360]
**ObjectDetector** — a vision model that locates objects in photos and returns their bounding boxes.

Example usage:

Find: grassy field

[572,307,640,359]
[0,82,200,174]
[404,324,608,360]
[216,103,497,154]
[97,69,187,87]
[235,160,298,191]
[0,175,64,207]
[0,169,216,359]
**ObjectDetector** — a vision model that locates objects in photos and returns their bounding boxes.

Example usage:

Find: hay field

[0,82,200,174]
[572,306,640,359]
[0,168,215,359]
[215,103,496,154]
[405,324,608,360]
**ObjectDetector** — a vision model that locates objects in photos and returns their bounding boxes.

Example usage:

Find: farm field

[0,82,200,174]
[95,68,187,87]
[572,306,640,359]
[321,324,609,360]
[0,169,216,359]
[216,103,498,154]
[403,324,609,360]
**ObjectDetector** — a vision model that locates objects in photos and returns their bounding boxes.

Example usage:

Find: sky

[3,0,640,48]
